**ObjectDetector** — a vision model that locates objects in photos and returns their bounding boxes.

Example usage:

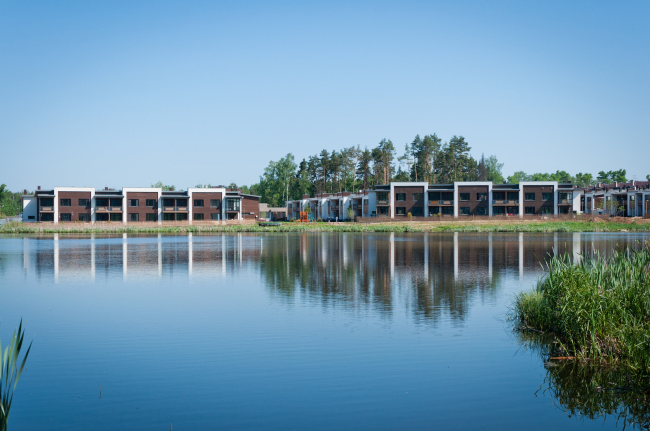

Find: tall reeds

[514,244,650,370]
[0,320,31,431]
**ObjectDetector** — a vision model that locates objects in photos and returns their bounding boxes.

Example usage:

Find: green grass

[1,220,649,234]
[513,244,650,370]
[0,320,31,431]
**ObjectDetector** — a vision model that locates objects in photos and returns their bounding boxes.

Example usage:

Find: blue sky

[1,1,648,191]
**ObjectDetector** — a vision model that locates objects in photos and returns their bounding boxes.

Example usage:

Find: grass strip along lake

[0,232,649,430]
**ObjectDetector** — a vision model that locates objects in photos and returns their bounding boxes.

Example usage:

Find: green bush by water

[514,244,650,370]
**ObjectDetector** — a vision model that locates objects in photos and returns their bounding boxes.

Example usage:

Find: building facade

[286,181,650,220]
[22,186,260,223]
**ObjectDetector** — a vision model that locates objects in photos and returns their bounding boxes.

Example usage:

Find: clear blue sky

[1,1,648,191]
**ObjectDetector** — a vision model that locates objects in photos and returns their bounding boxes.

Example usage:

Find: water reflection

[14,232,649,326]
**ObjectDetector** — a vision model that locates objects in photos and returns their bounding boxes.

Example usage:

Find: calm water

[0,232,648,430]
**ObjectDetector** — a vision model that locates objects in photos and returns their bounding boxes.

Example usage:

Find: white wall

[22,197,37,222]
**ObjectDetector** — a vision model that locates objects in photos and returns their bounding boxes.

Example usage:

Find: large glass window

[146,213,157,221]
[146,199,157,207]
[492,192,505,200]
[129,213,139,222]
[129,199,139,207]
[429,192,441,201]
[412,207,423,216]
[60,199,71,206]
[176,199,188,207]
[476,207,487,215]
[558,192,572,203]
[40,198,54,207]
[541,206,553,214]
[493,206,504,215]
[163,199,175,207]
[413,193,423,202]
[210,213,220,221]
[194,213,204,220]
[525,193,535,201]
[525,207,535,215]
[109,213,122,221]
[396,207,406,215]
[210,199,221,208]
[396,193,406,201]
[163,213,174,221]
[60,213,71,221]
[41,213,54,221]
[507,192,518,201]
[442,192,454,201]
[226,199,240,212]
[95,198,108,207]
[442,207,453,215]
[459,207,470,215]
[109,198,121,207]
[176,213,188,221]
[78,199,89,207]
[429,206,440,215]
[477,193,487,201]
[542,193,553,201]
[377,192,388,202]
[95,213,108,222]
[194,199,204,207]
[459,193,470,201]
[79,213,90,222]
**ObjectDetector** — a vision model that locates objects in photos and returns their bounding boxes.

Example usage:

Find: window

[396,207,406,215]
[459,193,470,201]
[429,192,440,201]
[109,213,122,221]
[210,199,221,208]
[163,199,174,207]
[558,206,570,214]
[60,213,71,221]
[163,213,174,221]
[412,207,423,216]
[78,199,89,207]
[129,199,139,207]
[109,198,121,207]
[225,199,240,211]
[459,207,470,215]
[95,198,108,207]
[413,193,423,202]
[377,192,388,202]
[79,213,90,222]
[542,193,553,201]
[477,193,487,201]
[525,193,535,201]
[210,213,220,220]
[129,213,139,222]
[60,199,71,206]
[525,207,535,215]
[95,213,108,222]
[492,192,505,200]
[493,206,504,215]
[507,192,518,201]
[429,207,440,215]
[146,199,157,207]
[442,207,454,215]
[442,192,454,201]
[194,213,204,220]
[396,193,406,201]
[40,198,54,207]
[476,207,487,216]
[363,199,368,206]
[28,216,35,220]
[146,213,157,222]
[194,199,204,207]
[176,213,188,221]
[176,199,188,207]
[41,213,54,221]
[541,207,552,214]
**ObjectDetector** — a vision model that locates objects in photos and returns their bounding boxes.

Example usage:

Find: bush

[407,212,413,220]
[317,218,322,222]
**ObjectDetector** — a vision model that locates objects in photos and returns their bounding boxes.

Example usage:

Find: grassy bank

[513,244,650,370]
[1,219,650,234]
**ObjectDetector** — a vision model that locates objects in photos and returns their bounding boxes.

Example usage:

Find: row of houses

[286,181,650,220]
[22,187,260,223]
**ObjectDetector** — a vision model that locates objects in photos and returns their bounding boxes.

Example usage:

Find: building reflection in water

[18,232,648,324]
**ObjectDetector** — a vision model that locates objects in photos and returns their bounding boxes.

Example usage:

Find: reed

[0,320,31,431]
[513,244,650,370]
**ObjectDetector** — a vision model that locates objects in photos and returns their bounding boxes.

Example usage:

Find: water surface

[0,232,648,430]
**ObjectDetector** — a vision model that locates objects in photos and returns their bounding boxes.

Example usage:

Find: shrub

[407,212,413,220]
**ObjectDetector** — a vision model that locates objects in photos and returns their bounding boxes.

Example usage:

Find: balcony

[163,206,188,212]
[39,206,54,212]
[96,206,123,212]
[493,200,519,205]
[558,199,573,205]
[437,200,454,205]
[353,204,359,209]
[377,200,389,205]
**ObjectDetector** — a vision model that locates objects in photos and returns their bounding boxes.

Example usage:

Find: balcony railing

[558,199,573,204]
[493,200,519,205]
[163,206,188,212]
[377,200,389,205]
[437,200,454,205]
[96,206,123,212]
[39,206,54,212]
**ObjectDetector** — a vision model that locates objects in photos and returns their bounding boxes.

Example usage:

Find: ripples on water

[0,232,648,430]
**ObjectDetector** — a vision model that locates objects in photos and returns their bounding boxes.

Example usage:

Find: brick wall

[125,192,158,222]
[58,191,91,222]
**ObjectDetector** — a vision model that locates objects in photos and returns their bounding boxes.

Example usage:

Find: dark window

[78,199,89,207]
[429,192,441,201]
[96,198,108,206]
[442,192,454,201]
[542,193,553,201]
[60,199,71,207]
[377,192,388,201]
[163,213,174,221]
[163,199,174,207]
[525,207,535,215]
[146,199,157,207]
[476,207,487,215]
[493,206,504,215]
[129,199,139,207]
[129,213,139,222]
[493,192,505,200]
[176,213,188,221]
[146,213,157,221]
[525,193,535,201]
[396,193,406,201]
[442,206,454,215]
[413,193,423,202]
[558,206,570,214]
[79,213,90,222]
[459,193,470,201]
[477,193,487,201]
[40,198,54,206]
[210,213,220,220]
[459,207,470,215]
[28,216,35,220]
[109,198,121,207]
[412,207,423,216]
[194,199,204,207]
[429,206,440,215]
[41,213,54,221]
[194,213,204,220]
[396,207,406,215]
[210,199,221,208]
[225,199,240,212]
[507,192,519,201]
[109,213,122,221]
[176,199,188,207]
[541,207,553,214]
[363,200,368,206]
[60,213,71,221]
[95,213,108,222]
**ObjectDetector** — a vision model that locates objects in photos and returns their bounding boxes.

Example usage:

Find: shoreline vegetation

[1,218,650,234]
[513,244,650,371]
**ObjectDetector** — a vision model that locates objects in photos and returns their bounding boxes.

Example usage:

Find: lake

[0,232,648,430]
